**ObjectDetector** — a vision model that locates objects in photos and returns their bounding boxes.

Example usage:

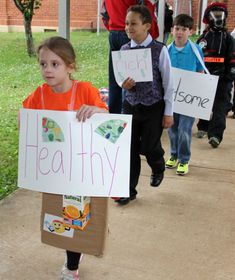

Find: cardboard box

[41,193,108,256]
[63,195,91,230]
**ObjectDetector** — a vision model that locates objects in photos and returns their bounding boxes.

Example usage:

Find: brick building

[168,0,234,32]
[0,0,234,33]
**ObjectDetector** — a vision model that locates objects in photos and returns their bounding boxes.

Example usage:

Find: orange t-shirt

[23,80,108,111]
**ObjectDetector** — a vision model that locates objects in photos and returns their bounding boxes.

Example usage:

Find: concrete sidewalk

[1,115,235,280]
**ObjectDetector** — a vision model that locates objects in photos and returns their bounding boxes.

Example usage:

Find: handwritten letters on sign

[18,109,132,197]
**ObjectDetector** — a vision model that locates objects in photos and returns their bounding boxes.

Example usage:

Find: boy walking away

[196,2,235,148]
[114,5,174,205]
[166,14,204,175]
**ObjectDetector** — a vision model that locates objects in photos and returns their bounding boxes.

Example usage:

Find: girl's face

[125,11,151,44]
[38,47,74,93]
[172,25,192,47]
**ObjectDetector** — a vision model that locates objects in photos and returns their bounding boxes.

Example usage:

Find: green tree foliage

[13,0,41,56]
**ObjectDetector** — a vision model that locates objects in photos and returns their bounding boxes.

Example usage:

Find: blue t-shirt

[168,40,204,72]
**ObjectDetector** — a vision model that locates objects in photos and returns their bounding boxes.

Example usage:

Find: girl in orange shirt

[22,36,108,280]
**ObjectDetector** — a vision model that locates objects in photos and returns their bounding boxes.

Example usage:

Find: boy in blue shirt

[166,14,204,175]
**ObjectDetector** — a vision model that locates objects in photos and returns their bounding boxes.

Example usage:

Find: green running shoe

[165,157,177,168]
[176,163,189,175]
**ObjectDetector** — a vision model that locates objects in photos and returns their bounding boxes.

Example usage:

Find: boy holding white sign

[21,36,108,280]
[114,5,174,205]
[166,14,204,175]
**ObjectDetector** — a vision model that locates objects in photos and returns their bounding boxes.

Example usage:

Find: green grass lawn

[0,31,109,200]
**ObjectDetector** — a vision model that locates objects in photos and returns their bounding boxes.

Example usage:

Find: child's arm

[162,115,174,128]
[76,105,108,122]
[159,46,174,127]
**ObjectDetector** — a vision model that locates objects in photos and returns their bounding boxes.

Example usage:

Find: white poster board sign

[172,67,219,120]
[18,109,132,197]
[112,49,153,86]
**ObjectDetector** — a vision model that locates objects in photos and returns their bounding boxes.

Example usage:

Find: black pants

[66,250,82,270]
[227,81,235,113]
[108,30,130,113]
[197,78,231,142]
[123,100,165,196]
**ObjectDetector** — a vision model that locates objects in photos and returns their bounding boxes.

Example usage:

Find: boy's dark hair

[127,5,152,24]
[173,14,194,29]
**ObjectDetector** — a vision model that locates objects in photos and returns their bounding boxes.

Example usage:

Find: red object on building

[0,0,234,33]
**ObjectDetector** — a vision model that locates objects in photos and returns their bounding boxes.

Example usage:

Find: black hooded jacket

[197,27,235,81]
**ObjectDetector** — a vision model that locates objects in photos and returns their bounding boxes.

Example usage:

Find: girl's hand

[162,115,174,128]
[122,77,136,90]
[76,105,108,122]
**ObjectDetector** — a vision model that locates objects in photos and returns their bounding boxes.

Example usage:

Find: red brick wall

[0,0,99,30]
[0,0,7,25]
[0,0,234,32]
[167,0,235,32]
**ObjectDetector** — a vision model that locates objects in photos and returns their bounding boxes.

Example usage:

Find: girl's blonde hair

[37,36,77,70]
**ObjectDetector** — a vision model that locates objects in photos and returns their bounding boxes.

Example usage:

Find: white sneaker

[60,266,79,280]
[60,253,83,280]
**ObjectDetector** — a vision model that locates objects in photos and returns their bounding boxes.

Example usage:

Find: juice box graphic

[63,195,91,230]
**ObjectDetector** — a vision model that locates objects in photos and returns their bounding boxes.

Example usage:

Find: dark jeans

[66,250,81,270]
[197,78,231,142]
[108,30,130,113]
[123,100,165,196]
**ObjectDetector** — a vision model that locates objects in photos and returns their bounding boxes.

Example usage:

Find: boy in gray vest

[114,5,174,205]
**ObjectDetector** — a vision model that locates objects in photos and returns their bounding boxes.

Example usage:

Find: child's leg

[123,100,141,197]
[177,115,195,163]
[141,101,165,173]
[66,250,82,270]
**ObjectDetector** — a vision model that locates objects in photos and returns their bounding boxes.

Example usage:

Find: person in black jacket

[163,3,173,44]
[196,2,235,148]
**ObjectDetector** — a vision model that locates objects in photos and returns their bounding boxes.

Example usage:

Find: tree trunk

[24,18,35,56]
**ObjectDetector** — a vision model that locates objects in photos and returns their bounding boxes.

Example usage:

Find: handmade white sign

[172,67,219,120]
[112,48,153,86]
[18,109,132,197]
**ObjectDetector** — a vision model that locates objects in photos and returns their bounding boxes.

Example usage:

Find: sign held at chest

[18,109,132,197]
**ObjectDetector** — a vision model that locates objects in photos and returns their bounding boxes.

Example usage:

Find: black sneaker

[209,137,220,148]
[150,172,164,187]
[115,195,136,205]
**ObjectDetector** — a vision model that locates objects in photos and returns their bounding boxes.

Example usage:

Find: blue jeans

[108,30,130,113]
[168,113,195,164]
